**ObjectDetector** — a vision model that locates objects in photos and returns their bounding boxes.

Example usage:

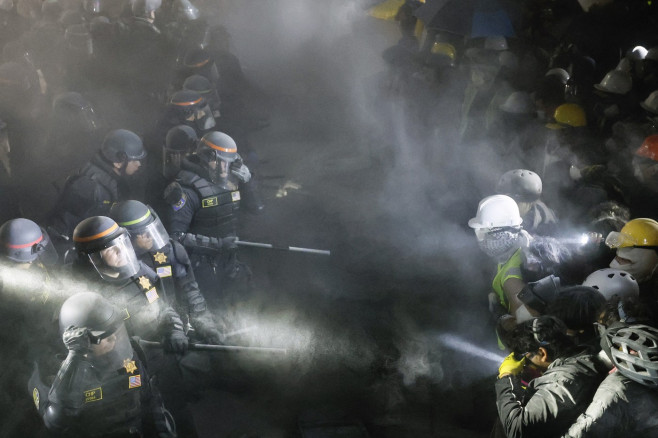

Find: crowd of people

[373,0,658,436]
[3,0,658,436]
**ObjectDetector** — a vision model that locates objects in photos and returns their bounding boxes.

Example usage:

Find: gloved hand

[498,352,526,378]
[163,329,188,354]
[222,236,237,250]
[62,326,91,354]
[191,313,224,345]
[230,157,251,183]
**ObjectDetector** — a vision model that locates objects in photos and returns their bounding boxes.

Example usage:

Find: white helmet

[594,69,633,95]
[484,36,508,51]
[545,67,570,85]
[468,195,522,229]
[582,268,639,301]
[496,169,542,202]
[499,92,535,115]
[641,90,658,115]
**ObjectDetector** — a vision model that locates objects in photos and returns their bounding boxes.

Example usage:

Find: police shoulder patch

[172,194,187,212]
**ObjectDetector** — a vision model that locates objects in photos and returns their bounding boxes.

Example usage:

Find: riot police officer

[163,131,252,298]
[110,200,222,344]
[71,216,188,353]
[48,129,147,249]
[30,292,177,437]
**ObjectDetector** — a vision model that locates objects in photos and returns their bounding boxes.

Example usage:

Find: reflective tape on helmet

[5,234,43,248]
[117,209,151,227]
[73,223,119,242]
[202,137,237,153]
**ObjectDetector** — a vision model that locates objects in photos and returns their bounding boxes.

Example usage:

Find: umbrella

[414,0,515,37]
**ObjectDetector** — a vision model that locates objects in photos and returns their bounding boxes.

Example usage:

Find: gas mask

[610,247,658,283]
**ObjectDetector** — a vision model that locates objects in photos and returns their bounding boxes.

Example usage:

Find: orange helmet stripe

[73,223,119,243]
[171,97,203,106]
[6,234,43,249]
[202,137,236,153]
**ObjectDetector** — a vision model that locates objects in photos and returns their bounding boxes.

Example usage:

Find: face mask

[610,247,658,283]
[478,229,520,259]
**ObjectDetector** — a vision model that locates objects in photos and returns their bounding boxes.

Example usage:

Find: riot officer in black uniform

[163,124,197,180]
[163,131,252,298]
[110,200,222,344]
[71,216,188,354]
[48,129,146,252]
[30,292,177,437]
[0,218,63,437]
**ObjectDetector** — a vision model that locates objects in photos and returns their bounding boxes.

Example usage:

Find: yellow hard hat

[606,218,658,248]
[368,0,405,20]
[546,103,587,130]
[430,42,456,60]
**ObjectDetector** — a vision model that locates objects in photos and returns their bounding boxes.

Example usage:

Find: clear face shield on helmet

[208,152,237,185]
[88,233,140,281]
[185,104,216,132]
[88,323,133,372]
[162,147,185,180]
[129,218,169,255]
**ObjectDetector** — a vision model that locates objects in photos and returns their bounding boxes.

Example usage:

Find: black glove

[230,157,251,183]
[62,326,91,354]
[191,313,224,345]
[222,236,237,250]
[162,329,188,354]
[178,233,224,255]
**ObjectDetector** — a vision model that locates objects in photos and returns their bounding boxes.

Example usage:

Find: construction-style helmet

[496,169,542,202]
[582,268,639,302]
[606,218,658,249]
[73,216,140,281]
[635,135,658,162]
[0,218,55,263]
[546,103,587,130]
[169,89,216,133]
[100,129,146,164]
[468,195,522,229]
[594,69,633,95]
[499,91,535,115]
[163,124,197,179]
[58,292,132,371]
[545,67,570,85]
[604,324,658,388]
[615,57,632,73]
[641,91,658,115]
[196,131,238,184]
[109,200,169,254]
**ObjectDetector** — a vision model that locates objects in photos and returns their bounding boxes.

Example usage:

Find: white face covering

[610,247,658,283]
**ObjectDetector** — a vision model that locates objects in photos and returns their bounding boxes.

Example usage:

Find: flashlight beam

[437,334,506,364]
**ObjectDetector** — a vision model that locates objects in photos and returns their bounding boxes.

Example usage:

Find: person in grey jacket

[563,323,658,438]
[495,315,608,438]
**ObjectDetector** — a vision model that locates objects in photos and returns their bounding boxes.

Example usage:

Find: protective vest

[139,244,176,307]
[110,266,168,341]
[177,169,240,238]
[493,248,524,310]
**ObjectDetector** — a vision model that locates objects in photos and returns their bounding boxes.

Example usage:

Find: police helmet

[109,200,169,253]
[0,218,45,263]
[197,131,238,164]
[59,292,124,339]
[73,216,125,255]
[100,129,146,163]
[165,124,197,152]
